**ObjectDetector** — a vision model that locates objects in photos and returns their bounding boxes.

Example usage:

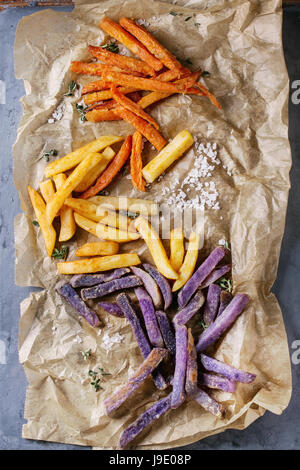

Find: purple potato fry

[104,348,168,415]
[98,301,124,317]
[81,275,142,300]
[56,281,100,327]
[171,323,188,408]
[173,290,205,325]
[185,328,198,397]
[203,284,222,325]
[196,294,250,352]
[198,372,236,393]
[200,353,256,383]
[135,287,164,348]
[217,291,232,317]
[116,293,168,390]
[178,247,226,308]
[201,264,231,288]
[131,266,163,309]
[70,268,130,288]
[194,387,225,418]
[143,263,172,310]
[118,394,172,449]
[156,311,176,357]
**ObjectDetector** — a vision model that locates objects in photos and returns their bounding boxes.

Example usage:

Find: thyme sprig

[64,80,78,97]
[216,277,233,293]
[52,245,69,260]
[88,367,111,392]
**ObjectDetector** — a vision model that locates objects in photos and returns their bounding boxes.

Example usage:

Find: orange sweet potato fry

[99,17,163,72]
[111,84,159,130]
[102,69,182,93]
[88,45,155,76]
[113,106,166,150]
[81,135,132,199]
[130,131,146,192]
[70,61,128,77]
[120,17,182,71]
[81,80,112,95]
[86,99,117,112]
[196,82,222,109]
[137,91,172,109]
[85,108,121,122]
[84,87,138,106]
[157,67,190,82]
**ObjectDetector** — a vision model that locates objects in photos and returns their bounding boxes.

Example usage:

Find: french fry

[70,61,141,77]
[120,17,183,71]
[44,135,123,177]
[142,129,194,183]
[39,179,55,203]
[74,213,140,243]
[130,131,146,192]
[113,106,166,151]
[172,232,200,292]
[82,80,112,95]
[75,241,119,257]
[57,253,141,274]
[81,136,132,199]
[75,146,116,193]
[27,186,56,257]
[111,85,159,130]
[88,45,155,76]
[102,69,182,93]
[84,87,138,106]
[157,68,190,82]
[74,212,98,237]
[85,109,121,122]
[65,198,136,231]
[134,216,178,280]
[170,228,184,272]
[46,152,104,224]
[53,173,76,242]
[88,195,158,216]
[196,82,221,109]
[137,91,172,109]
[99,18,163,72]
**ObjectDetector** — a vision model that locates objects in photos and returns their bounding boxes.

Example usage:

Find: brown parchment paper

[14,0,292,449]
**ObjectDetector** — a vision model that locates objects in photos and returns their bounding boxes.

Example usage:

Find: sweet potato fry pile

[70,16,221,149]
[56,237,255,449]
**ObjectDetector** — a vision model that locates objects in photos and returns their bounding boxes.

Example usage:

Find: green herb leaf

[102,41,119,53]
[169,11,178,16]
[198,319,209,330]
[88,367,111,392]
[119,210,139,219]
[37,148,58,162]
[97,189,110,196]
[76,103,87,122]
[32,220,39,227]
[201,71,210,77]
[52,245,69,260]
[216,277,233,293]
[184,58,193,66]
[64,80,77,97]
[185,16,192,21]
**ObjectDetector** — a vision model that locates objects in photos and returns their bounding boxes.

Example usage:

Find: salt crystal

[101,332,124,351]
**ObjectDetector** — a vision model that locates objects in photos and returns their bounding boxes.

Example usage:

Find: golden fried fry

[75,241,119,257]
[172,232,200,291]
[57,253,141,274]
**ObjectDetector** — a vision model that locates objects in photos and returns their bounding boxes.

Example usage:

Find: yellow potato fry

[27,186,56,257]
[142,130,194,183]
[53,173,76,242]
[96,220,141,243]
[44,135,123,178]
[46,153,103,224]
[172,231,200,292]
[39,179,55,203]
[74,212,98,237]
[64,198,135,232]
[75,146,116,192]
[170,228,184,272]
[89,196,158,216]
[75,241,119,257]
[134,216,178,280]
[57,253,141,274]
[74,213,140,243]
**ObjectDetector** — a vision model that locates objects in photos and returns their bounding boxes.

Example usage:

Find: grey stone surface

[0,5,299,450]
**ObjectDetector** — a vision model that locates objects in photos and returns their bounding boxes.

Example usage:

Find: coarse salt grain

[101,332,124,351]
[74,335,83,344]
[48,102,65,123]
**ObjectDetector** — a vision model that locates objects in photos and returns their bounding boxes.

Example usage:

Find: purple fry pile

[57,246,256,449]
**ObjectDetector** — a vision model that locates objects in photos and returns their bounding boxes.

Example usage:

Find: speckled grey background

[0,4,299,450]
